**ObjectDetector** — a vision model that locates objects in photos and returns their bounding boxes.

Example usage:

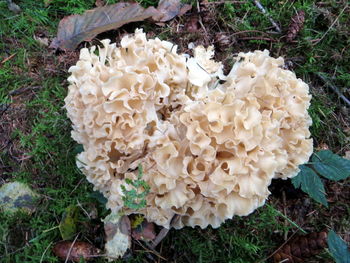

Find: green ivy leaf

[292,165,328,206]
[90,191,107,206]
[73,144,84,155]
[312,150,350,181]
[327,230,350,263]
[59,205,79,240]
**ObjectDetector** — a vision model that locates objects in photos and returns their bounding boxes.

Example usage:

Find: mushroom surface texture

[65,29,313,229]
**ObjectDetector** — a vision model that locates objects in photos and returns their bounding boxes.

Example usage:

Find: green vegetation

[0,0,349,262]
[121,165,150,210]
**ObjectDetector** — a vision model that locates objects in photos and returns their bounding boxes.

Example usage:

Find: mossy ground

[0,0,349,262]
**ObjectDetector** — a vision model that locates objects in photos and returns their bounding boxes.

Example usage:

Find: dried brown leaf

[52,240,100,262]
[95,0,105,7]
[131,220,156,241]
[153,0,192,22]
[50,2,158,50]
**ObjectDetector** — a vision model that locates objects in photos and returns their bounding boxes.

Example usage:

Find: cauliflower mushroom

[65,29,312,229]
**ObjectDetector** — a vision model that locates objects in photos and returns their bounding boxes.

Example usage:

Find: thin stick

[69,177,84,195]
[258,229,300,263]
[202,0,247,5]
[313,4,348,45]
[1,53,16,64]
[282,191,288,241]
[40,241,53,263]
[231,30,271,36]
[316,73,350,107]
[9,86,41,96]
[136,240,167,261]
[196,0,209,45]
[65,234,79,263]
[150,227,169,249]
[252,0,281,33]
[267,204,307,234]
[238,36,277,42]
[150,215,179,249]
[77,199,90,219]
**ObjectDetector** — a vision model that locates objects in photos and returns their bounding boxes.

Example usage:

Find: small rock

[0,182,39,214]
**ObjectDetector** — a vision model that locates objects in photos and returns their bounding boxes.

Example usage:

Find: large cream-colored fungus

[65,29,312,229]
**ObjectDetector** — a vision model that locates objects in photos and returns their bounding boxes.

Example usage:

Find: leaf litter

[50,0,192,51]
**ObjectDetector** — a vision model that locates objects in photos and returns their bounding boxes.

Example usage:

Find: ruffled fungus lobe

[65,29,312,229]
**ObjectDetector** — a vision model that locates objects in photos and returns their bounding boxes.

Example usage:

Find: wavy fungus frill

[65,29,312,229]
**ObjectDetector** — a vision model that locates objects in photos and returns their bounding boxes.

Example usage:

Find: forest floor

[0,0,349,262]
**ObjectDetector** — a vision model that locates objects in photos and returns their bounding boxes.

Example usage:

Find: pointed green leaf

[327,230,350,263]
[312,150,350,181]
[90,191,107,205]
[59,205,79,240]
[291,165,328,206]
[73,144,84,155]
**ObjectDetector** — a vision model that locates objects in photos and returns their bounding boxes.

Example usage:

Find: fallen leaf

[59,205,79,240]
[132,220,156,241]
[53,240,100,262]
[51,1,192,51]
[50,2,158,50]
[152,0,192,22]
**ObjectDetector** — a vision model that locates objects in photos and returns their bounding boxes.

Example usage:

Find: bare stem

[252,0,281,33]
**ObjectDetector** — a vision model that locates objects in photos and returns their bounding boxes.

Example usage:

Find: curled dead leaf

[50,3,158,50]
[51,0,192,51]
[52,240,100,262]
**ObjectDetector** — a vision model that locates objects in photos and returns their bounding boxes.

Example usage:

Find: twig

[258,229,300,263]
[9,86,41,96]
[252,0,281,33]
[231,30,271,36]
[196,0,209,45]
[238,36,277,42]
[267,204,307,234]
[282,191,288,241]
[313,4,348,45]
[150,227,169,249]
[136,240,167,261]
[316,73,350,107]
[202,0,247,4]
[69,177,84,195]
[65,234,79,263]
[150,215,179,249]
[40,241,53,263]
[77,199,90,219]
[1,53,16,64]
